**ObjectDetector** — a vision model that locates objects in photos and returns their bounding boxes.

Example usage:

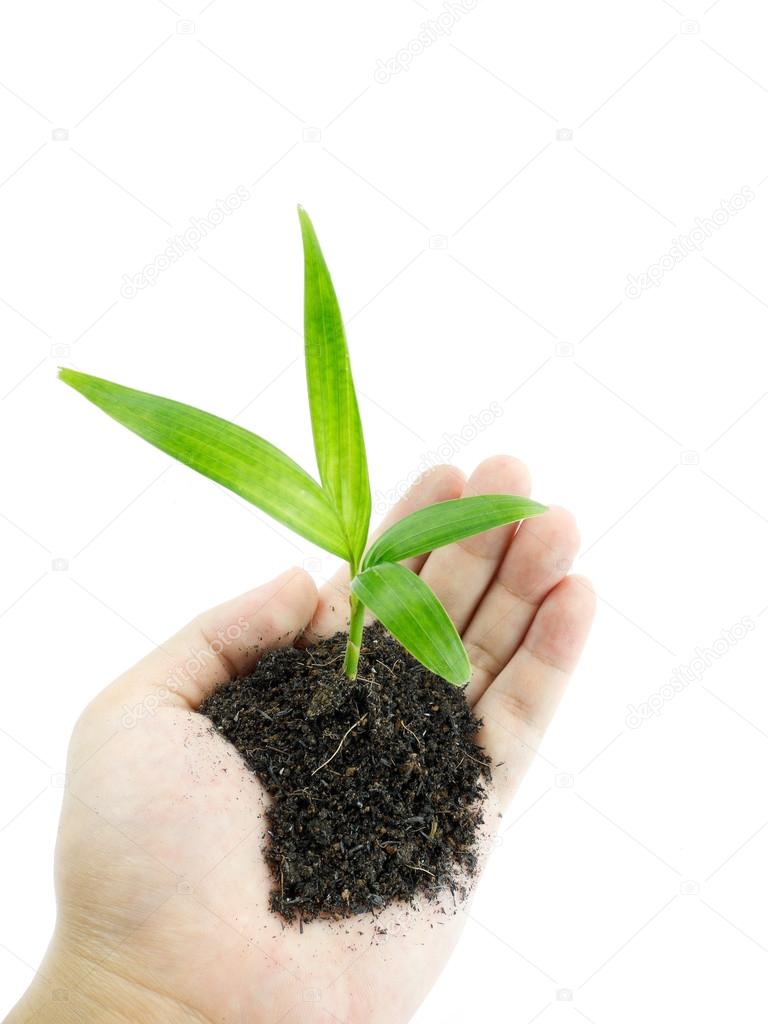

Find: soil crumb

[200,623,490,923]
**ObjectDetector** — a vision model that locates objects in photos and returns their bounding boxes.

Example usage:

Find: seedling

[60,209,546,684]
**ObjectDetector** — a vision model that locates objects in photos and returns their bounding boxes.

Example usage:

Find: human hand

[6,457,594,1024]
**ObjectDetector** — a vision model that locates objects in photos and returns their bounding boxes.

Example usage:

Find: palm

[57,458,593,1024]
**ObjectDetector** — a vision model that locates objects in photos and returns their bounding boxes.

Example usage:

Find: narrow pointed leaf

[351,562,470,685]
[299,207,371,564]
[362,495,547,569]
[59,369,350,559]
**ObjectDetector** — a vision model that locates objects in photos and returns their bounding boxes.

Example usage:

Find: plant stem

[344,592,365,680]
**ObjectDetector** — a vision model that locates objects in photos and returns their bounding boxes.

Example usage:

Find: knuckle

[488,685,542,735]
[464,638,504,679]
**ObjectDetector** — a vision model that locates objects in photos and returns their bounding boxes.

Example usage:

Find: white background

[2,1,767,1020]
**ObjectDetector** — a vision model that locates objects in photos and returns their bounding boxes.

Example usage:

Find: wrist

[5,933,208,1024]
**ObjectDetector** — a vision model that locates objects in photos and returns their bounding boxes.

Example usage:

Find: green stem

[344,591,365,680]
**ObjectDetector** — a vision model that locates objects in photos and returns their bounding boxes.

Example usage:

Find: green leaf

[299,207,371,565]
[362,494,547,569]
[59,369,351,560]
[351,562,470,685]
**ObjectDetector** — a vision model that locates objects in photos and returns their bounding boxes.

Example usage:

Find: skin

[6,456,594,1024]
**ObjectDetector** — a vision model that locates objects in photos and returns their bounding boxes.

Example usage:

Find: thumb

[94,567,318,718]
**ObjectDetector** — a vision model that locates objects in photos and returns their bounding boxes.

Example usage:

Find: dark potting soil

[200,623,491,923]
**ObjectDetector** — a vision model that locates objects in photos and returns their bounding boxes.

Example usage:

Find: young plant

[59,208,546,684]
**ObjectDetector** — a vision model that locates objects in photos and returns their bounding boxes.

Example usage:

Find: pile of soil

[200,623,490,923]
